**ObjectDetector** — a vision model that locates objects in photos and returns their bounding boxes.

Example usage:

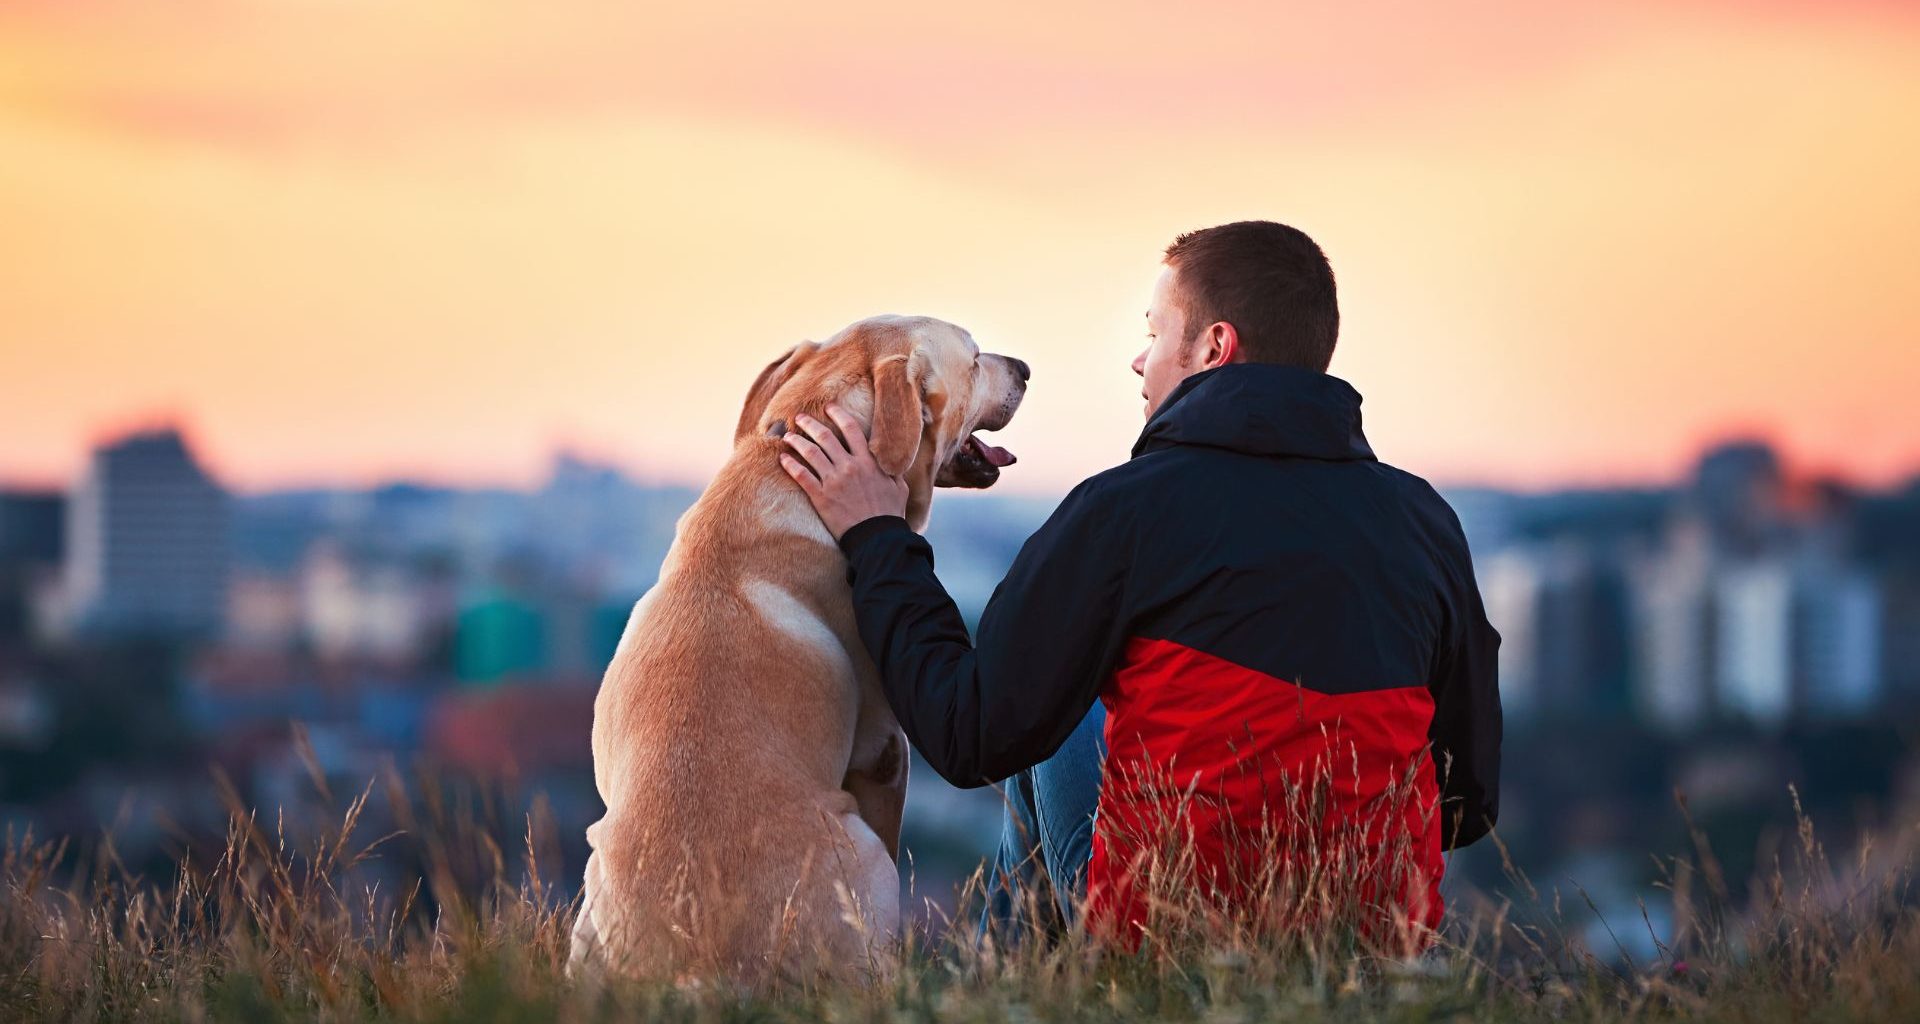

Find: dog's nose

[1007,357,1031,382]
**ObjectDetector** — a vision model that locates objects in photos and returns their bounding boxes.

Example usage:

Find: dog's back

[569,460,896,983]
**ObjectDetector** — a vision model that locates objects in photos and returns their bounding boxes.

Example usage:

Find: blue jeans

[980,701,1107,943]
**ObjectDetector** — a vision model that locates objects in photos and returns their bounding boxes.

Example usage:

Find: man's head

[1132,220,1340,418]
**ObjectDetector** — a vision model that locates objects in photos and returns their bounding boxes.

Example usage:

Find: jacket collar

[1131,363,1376,462]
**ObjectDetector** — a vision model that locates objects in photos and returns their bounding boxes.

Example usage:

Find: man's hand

[779,406,909,541]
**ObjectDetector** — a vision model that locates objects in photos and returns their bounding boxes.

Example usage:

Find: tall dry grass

[2,744,1918,1022]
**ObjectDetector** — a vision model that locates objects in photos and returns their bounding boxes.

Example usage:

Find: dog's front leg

[842,725,908,862]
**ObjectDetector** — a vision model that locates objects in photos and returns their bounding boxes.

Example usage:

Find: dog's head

[737,316,1028,517]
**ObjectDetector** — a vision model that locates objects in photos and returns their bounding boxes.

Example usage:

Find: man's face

[1131,266,1199,420]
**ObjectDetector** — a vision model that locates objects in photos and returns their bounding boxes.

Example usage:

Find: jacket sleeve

[837,482,1131,788]
[1426,508,1503,850]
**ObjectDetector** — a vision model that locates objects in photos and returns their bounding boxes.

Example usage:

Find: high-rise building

[1631,524,1718,730]
[1715,560,1795,726]
[1709,555,1884,726]
[63,428,230,637]
[0,492,63,566]
[0,490,65,645]
[1691,440,1788,556]
[1793,563,1882,716]
[1478,549,1542,719]
[1477,541,1633,720]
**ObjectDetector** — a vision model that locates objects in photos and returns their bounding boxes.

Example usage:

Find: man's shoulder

[1055,450,1467,543]
[1371,460,1452,506]
[1367,461,1478,567]
[1064,447,1447,506]
[1059,451,1187,507]
[1032,456,1181,539]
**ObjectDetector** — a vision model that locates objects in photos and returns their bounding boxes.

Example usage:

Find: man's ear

[735,341,817,441]
[1199,321,1240,369]
[869,352,926,477]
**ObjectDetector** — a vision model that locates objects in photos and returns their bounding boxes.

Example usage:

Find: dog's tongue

[972,435,1016,467]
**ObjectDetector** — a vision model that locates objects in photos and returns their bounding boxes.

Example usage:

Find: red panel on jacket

[1085,637,1444,950]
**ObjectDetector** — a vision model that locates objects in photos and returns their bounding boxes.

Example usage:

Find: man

[778,220,1501,949]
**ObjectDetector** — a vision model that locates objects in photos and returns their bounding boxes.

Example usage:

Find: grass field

[3,761,1917,1023]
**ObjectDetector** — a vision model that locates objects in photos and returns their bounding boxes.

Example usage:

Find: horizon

[6,417,1914,502]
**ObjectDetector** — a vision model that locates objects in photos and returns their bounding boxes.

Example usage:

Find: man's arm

[779,408,1131,788]
[1426,510,1503,850]
[836,483,1130,787]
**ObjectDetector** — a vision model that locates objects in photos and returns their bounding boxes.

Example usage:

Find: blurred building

[534,452,691,595]
[300,541,441,663]
[1630,523,1718,730]
[1716,560,1795,724]
[0,490,65,646]
[1477,549,1542,718]
[1478,542,1633,721]
[1691,440,1788,556]
[1463,441,1910,732]
[1712,557,1883,727]
[454,587,548,685]
[1854,483,1920,708]
[423,682,596,780]
[61,429,230,637]
[0,491,63,566]
[1794,562,1881,716]
[225,571,304,651]
[1621,443,1892,730]
[1882,579,1920,710]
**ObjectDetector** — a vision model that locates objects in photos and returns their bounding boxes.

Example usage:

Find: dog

[568,315,1027,984]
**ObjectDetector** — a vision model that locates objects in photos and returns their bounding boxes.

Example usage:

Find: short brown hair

[1163,220,1339,371]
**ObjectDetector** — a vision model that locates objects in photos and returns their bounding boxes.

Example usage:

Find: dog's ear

[735,342,817,442]
[869,352,926,477]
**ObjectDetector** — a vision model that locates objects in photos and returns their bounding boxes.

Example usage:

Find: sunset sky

[3,0,1917,496]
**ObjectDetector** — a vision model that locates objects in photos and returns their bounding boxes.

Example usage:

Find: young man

[779,221,1501,946]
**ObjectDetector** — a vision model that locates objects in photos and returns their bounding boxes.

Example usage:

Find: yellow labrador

[570,315,1026,983]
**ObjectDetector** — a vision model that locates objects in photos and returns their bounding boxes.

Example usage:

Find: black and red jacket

[839,363,1501,940]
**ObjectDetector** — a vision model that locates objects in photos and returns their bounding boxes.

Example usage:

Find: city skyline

[5,417,1920,499]
[4,1,1919,493]
[5,399,1916,967]
[6,423,1915,733]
